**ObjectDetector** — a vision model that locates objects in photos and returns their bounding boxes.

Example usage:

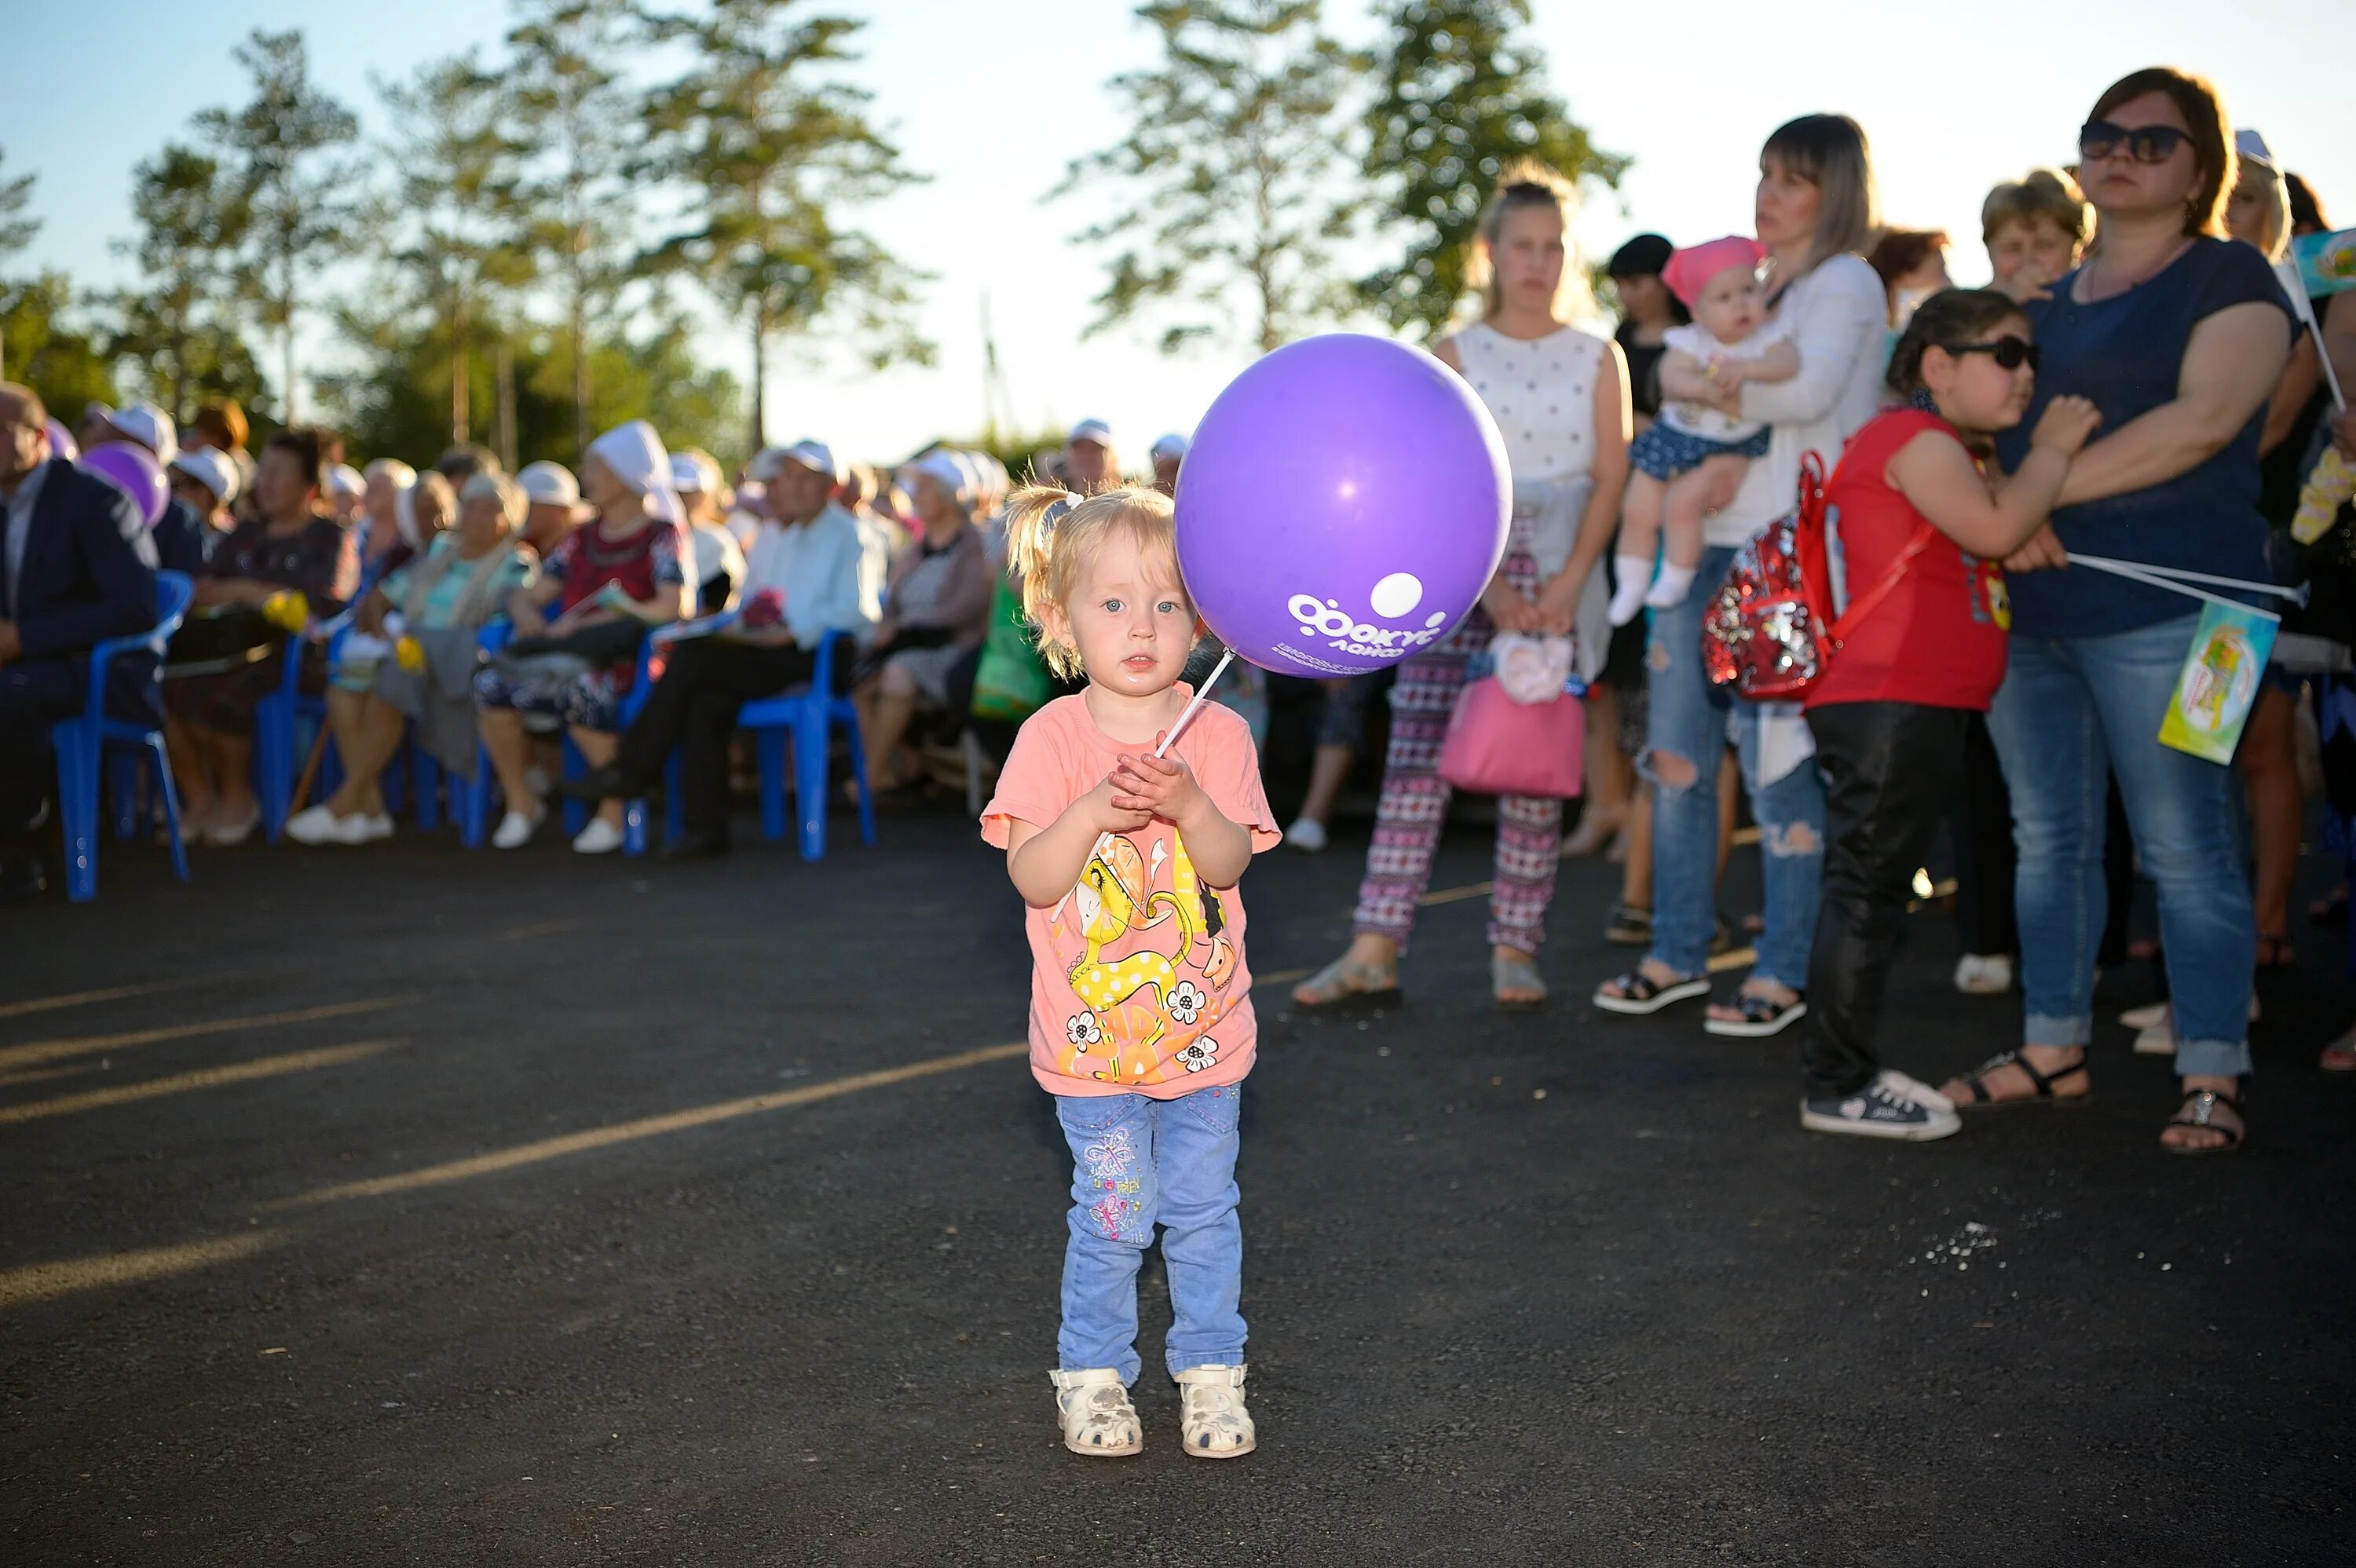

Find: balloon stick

[1153,649,1235,759]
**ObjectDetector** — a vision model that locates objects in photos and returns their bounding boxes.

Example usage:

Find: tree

[375,49,535,448]
[0,147,43,382]
[510,0,644,461]
[640,0,931,455]
[1056,1,1364,356]
[196,28,362,422]
[1,275,116,422]
[107,144,260,422]
[1359,0,1626,339]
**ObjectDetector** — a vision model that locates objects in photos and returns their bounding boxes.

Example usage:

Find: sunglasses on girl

[2078,119,2189,165]
[1952,335,2040,371]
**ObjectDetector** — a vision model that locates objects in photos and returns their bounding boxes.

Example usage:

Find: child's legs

[1055,1093,1158,1383]
[1155,1084,1246,1376]
[1802,702,1968,1098]
[1615,473,1665,561]
[1659,455,1747,568]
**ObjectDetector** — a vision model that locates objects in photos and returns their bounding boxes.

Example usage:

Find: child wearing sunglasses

[1608,236,1801,625]
[1794,287,2102,1141]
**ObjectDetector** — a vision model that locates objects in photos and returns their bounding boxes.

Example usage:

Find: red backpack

[1700,449,1935,700]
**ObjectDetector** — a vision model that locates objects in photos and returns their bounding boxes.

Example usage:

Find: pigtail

[1001,483,1079,617]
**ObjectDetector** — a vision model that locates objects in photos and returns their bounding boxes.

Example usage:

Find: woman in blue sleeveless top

[1943,68,2296,1154]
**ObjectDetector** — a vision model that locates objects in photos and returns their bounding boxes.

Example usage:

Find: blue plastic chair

[253,623,330,845]
[737,629,874,861]
[53,570,196,902]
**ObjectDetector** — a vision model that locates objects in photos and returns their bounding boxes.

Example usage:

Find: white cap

[169,448,240,506]
[327,462,365,499]
[2235,129,2277,171]
[907,448,973,507]
[1067,418,1113,448]
[669,452,709,493]
[517,459,583,510]
[785,439,842,483]
[107,400,178,464]
[1150,432,1188,462]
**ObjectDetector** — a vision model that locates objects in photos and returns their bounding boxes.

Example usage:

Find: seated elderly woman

[854,448,993,794]
[285,473,536,845]
[474,421,693,854]
[163,426,359,846]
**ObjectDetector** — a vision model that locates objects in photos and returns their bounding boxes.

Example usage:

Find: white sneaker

[1953,953,2013,995]
[284,804,346,846]
[1284,817,1328,853]
[1050,1368,1142,1458]
[1800,1069,1961,1141]
[572,816,624,855]
[492,809,543,850]
[362,813,395,842]
[1174,1363,1255,1459]
[2131,996,2261,1055]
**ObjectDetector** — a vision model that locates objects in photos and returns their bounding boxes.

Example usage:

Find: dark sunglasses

[1952,335,2040,371]
[2079,119,2189,165]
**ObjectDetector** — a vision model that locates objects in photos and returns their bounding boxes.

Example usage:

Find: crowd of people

[4,67,2351,1178]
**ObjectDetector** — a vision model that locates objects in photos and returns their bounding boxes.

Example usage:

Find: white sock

[1607,554,1655,626]
[1644,561,1699,609]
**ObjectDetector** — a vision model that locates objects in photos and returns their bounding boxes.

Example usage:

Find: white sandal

[1174,1363,1255,1459]
[1050,1368,1142,1458]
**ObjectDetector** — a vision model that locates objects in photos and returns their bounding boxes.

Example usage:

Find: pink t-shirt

[981,690,1281,1099]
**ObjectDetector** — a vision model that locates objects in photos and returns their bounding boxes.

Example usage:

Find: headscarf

[586,419,684,525]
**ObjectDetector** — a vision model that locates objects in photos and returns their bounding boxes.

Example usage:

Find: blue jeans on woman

[1054,1084,1246,1385]
[1985,614,2255,1078]
[1641,544,1826,989]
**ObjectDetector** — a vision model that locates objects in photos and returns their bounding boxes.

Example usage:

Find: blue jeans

[1641,545,1825,988]
[1055,1085,1246,1384]
[1986,616,2255,1077]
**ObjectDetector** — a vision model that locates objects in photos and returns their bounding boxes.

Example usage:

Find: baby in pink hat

[1608,236,1801,624]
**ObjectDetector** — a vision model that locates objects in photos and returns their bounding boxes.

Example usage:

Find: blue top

[1996,237,2296,638]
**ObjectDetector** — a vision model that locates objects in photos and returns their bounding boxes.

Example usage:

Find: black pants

[615,638,818,839]
[1804,701,1970,1098]
[1952,714,2138,967]
[0,660,86,835]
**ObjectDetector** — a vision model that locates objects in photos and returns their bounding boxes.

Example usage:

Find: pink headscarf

[1662,236,1768,309]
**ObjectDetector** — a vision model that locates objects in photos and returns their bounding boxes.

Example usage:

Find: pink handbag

[1436,676,1586,799]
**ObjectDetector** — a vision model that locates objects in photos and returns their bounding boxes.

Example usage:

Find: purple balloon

[1176,333,1509,678]
[45,418,78,462]
[80,440,169,528]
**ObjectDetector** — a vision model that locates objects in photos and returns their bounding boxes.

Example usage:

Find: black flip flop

[1592,970,1709,1016]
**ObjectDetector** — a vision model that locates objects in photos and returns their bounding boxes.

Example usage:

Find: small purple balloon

[45,418,78,462]
[1175,333,1510,678]
[80,440,169,528]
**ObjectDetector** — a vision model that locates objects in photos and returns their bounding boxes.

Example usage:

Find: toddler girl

[1798,288,2100,1140]
[980,484,1280,1459]
[1608,236,1800,624]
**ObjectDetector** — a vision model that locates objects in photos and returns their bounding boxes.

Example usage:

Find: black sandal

[1592,969,1710,1016]
[1604,902,1652,946]
[1951,1049,2092,1109]
[2163,1085,2246,1156]
[1703,989,1807,1038]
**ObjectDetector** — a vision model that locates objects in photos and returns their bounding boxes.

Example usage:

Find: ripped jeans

[1641,544,1825,988]
[1054,1086,1246,1384]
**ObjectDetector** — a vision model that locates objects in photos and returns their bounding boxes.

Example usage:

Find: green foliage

[1,273,116,419]
[0,148,38,264]
[639,0,931,450]
[106,142,263,420]
[1360,0,1626,339]
[1056,0,1364,356]
[195,28,363,417]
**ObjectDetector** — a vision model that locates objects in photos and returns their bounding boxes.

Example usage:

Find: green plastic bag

[971,579,1052,722]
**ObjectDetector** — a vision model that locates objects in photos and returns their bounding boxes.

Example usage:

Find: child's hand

[2029,395,2102,457]
[1109,747,1207,826]
[1085,777,1152,835]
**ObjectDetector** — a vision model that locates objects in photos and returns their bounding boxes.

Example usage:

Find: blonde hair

[460,470,526,532]
[1466,159,1593,323]
[1761,114,1880,266]
[1001,483,1190,679]
[1981,167,2091,248]
[2231,159,2292,261]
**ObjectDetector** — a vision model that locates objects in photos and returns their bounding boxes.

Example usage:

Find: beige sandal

[1493,950,1547,1011]
[1290,954,1401,1013]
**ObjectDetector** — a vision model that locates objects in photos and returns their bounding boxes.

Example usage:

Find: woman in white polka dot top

[1293,160,1631,1013]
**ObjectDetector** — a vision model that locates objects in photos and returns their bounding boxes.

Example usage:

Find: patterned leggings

[1351,553,1563,956]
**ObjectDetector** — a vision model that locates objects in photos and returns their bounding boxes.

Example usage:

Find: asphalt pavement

[2,803,2351,1566]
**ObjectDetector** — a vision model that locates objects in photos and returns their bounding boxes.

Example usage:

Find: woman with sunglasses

[1942,68,2297,1155]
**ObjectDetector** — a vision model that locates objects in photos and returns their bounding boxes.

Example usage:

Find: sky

[9,0,2354,465]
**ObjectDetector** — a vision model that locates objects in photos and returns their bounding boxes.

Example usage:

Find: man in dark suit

[0,382,160,897]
